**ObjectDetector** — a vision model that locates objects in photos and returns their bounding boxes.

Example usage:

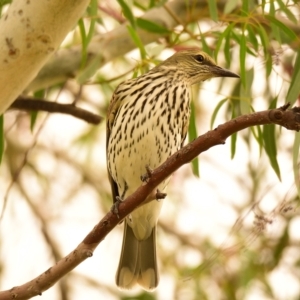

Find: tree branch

[9,97,103,125]
[0,104,299,300]
[0,0,90,114]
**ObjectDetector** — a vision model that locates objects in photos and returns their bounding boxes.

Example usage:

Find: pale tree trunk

[0,0,90,114]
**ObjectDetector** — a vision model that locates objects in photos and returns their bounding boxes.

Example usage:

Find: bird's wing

[180,106,191,149]
[106,89,122,203]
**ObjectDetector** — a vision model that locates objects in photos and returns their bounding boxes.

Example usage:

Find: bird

[106,49,239,291]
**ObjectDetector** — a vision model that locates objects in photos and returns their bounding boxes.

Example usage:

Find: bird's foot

[111,196,122,219]
[140,165,153,183]
[156,189,167,201]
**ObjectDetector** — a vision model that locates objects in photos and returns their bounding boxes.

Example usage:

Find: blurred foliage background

[0,0,300,299]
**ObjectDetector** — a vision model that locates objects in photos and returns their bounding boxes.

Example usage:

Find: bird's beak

[210,65,240,78]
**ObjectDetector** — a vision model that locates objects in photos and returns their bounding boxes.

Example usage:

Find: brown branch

[0,104,299,300]
[9,97,103,125]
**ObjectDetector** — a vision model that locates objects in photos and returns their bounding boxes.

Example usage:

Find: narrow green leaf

[231,30,241,44]
[268,1,281,42]
[240,31,246,87]
[247,26,258,52]
[230,102,238,159]
[117,0,136,28]
[286,68,300,105]
[293,132,300,196]
[277,0,298,23]
[265,15,298,41]
[215,24,233,61]
[200,33,211,56]
[273,226,289,264]
[231,132,237,159]
[263,98,281,181]
[286,51,300,105]
[31,90,44,131]
[78,0,98,70]
[127,25,147,59]
[210,98,228,129]
[240,67,254,114]
[0,115,3,164]
[78,19,88,68]
[77,54,103,84]
[263,124,281,180]
[136,18,170,34]
[188,101,199,177]
[86,0,98,44]
[30,111,38,132]
[224,29,232,65]
[257,24,269,56]
[241,0,249,15]
[251,125,263,154]
[208,0,218,22]
[224,0,238,14]
[257,24,273,76]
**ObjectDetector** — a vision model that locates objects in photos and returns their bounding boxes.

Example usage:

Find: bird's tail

[116,221,159,291]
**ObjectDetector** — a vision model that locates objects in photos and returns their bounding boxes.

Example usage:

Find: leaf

[210,98,228,129]
[86,0,98,44]
[77,54,103,84]
[127,25,147,59]
[224,0,238,14]
[0,115,3,164]
[230,102,238,159]
[241,0,249,15]
[31,90,44,131]
[268,1,281,42]
[78,0,97,72]
[277,0,298,24]
[293,132,300,196]
[136,18,170,34]
[78,19,88,68]
[200,33,212,56]
[208,0,218,22]
[30,111,38,132]
[240,67,254,114]
[265,15,298,42]
[286,50,300,105]
[215,24,233,61]
[257,24,272,76]
[263,98,281,181]
[224,29,232,65]
[247,25,258,52]
[117,0,136,28]
[263,124,281,181]
[188,101,199,177]
[240,31,246,87]
[251,125,263,154]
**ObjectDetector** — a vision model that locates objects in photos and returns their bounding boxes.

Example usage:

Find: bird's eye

[194,54,204,63]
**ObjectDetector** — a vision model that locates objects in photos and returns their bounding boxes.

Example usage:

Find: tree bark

[0,0,90,114]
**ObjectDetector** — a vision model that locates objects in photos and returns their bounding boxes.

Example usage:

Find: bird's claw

[111,196,122,219]
[140,165,153,183]
[156,189,167,201]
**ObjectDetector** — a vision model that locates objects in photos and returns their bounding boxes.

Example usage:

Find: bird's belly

[112,125,179,194]
[108,121,182,240]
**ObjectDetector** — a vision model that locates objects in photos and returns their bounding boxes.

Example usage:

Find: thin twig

[9,97,103,125]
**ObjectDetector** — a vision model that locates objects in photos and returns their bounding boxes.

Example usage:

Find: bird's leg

[111,182,128,218]
[156,189,167,201]
[111,196,122,218]
[140,164,153,183]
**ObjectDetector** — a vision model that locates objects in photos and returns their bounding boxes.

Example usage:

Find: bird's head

[159,49,239,85]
